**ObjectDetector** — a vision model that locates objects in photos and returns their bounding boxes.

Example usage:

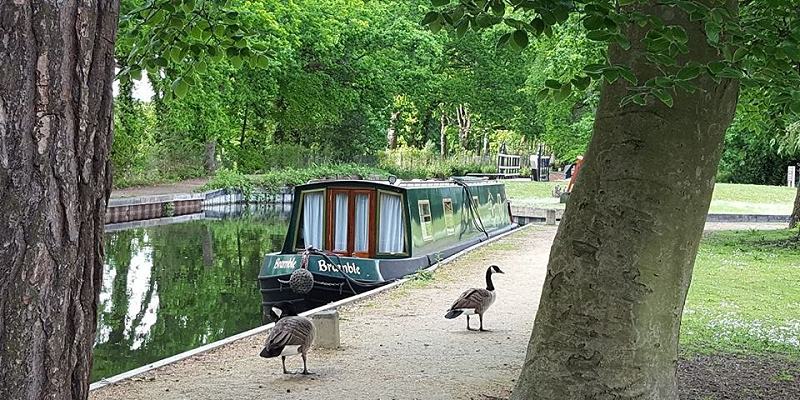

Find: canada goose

[259,302,316,374]
[444,265,504,331]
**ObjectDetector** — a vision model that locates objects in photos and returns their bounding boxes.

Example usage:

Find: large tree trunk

[456,104,470,150]
[791,185,800,229]
[512,2,739,399]
[204,139,217,174]
[0,1,118,399]
[386,110,400,149]
[439,113,449,156]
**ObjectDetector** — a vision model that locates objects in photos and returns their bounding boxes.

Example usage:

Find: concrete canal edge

[510,205,791,224]
[88,223,534,392]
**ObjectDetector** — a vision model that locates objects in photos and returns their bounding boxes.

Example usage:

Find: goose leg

[281,356,288,374]
[466,315,475,331]
[301,352,314,375]
[479,314,488,332]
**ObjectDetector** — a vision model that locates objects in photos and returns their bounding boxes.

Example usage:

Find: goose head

[488,265,504,274]
[270,301,299,320]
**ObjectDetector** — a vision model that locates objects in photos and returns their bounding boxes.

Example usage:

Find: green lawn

[505,181,797,214]
[680,229,800,359]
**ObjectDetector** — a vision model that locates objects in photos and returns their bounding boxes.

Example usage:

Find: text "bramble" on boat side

[317,260,361,274]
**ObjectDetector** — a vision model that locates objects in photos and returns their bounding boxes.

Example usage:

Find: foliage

[202,164,390,194]
[681,229,800,359]
[426,0,800,115]
[378,147,497,179]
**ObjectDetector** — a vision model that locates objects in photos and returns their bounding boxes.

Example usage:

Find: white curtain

[354,194,369,252]
[378,193,404,254]
[334,193,349,251]
[302,192,324,249]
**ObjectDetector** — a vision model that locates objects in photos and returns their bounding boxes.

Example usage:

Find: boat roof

[295,176,502,191]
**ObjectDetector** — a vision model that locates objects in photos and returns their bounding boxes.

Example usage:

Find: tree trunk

[482,130,489,159]
[0,1,118,399]
[791,185,800,229]
[439,113,449,156]
[387,111,400,149]
[512,2,739,399]
[205,139,217,174]
[456,104,470,150]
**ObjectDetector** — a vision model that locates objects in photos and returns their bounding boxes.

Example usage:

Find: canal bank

[90,225,555,400]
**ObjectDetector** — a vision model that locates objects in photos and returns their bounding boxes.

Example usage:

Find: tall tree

[427,0,800,398]
[0,1,118,399]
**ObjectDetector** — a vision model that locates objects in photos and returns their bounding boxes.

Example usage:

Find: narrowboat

[258,177,517,318]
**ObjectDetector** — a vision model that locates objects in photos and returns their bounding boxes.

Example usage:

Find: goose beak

[259,347,270,358]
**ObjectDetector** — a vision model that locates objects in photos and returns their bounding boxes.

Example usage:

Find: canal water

[92,206,289,382]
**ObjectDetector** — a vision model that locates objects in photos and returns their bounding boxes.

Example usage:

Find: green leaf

[653,89,674,107]
[707,61,726,75]
[571,76,591,91]
[705,21,720,43]
[603,68,620,84]
[421,12,439,25]
[677,65,702,80]
[130,68,142,80]
[512,29,529,49]
[553,84,572,102]
[544,79,562,89]
[172,78,189,98]
[536,88,550,101]
[195,60,208,73]
[496,32,512,49]
[431,0,450,6]
[619,68,637,85]
[587,30,610,41]
[231,55,243,68]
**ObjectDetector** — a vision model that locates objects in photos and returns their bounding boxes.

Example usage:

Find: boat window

[333,192,349,252]
[378,192,405,254]
[419,200,433,241]
[443,198,455,235]
[354,194,369,253]
[298,191,324,250]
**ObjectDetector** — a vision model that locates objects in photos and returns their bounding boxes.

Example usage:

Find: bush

[202,163,391,195]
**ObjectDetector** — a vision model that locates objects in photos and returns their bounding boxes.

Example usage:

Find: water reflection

[92,207,289,382]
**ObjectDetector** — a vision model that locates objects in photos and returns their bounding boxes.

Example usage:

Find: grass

[680,229,800,359]
[505,180,797,215]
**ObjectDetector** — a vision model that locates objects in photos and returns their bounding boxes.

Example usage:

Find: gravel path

[703,221,787,232]
[111,178,209,199]
[90,226,556,400]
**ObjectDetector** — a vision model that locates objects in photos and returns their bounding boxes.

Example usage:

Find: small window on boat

[442,198,455,235]
[296,190,324,250]
[354,193,369,253]
[418,200,433,241]
[378,192,405,254]
[332,192,349,252]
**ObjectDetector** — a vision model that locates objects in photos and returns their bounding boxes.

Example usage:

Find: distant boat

[258,176,517,319]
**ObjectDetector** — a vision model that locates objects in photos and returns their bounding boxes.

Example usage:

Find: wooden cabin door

[326,189,376,257]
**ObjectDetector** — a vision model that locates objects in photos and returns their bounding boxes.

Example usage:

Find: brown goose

[444,265,504,331]
[259,302,316,374]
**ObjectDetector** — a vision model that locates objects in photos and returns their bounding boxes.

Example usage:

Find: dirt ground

[679,355,800,400]
[110,178,209,199]
[90,221,795,400]
[91,226,555,400]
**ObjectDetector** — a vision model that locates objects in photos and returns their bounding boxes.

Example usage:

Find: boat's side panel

[404,183,513,258]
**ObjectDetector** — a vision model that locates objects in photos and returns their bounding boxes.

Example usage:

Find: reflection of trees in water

[92,214,289,382]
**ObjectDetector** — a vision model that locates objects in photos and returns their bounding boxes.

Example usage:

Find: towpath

[110,178,209,199]
[90,225,554,400]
